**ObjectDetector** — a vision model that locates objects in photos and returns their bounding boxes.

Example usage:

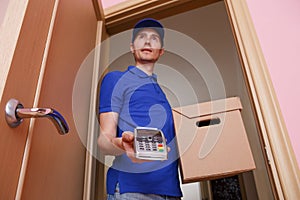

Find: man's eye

[138,34,145,39]
[151,36,158,41]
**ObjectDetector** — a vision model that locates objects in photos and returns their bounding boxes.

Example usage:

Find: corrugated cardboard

[172,97,256,183]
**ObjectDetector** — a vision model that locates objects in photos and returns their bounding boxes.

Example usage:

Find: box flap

[172,97,242,119]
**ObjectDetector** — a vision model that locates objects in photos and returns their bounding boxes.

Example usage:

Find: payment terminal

[134,127,167,160]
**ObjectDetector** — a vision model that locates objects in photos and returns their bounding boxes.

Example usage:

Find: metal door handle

[5,98,69,135]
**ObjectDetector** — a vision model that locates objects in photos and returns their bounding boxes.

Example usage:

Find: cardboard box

[172,97,256,183]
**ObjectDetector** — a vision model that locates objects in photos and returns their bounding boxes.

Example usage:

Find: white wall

[0,0,28,101]
[0,0,10,26]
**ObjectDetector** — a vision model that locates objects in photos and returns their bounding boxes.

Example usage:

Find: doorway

[94,1,276,199]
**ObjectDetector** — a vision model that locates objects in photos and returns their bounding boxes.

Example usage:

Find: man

[98,18,182,200]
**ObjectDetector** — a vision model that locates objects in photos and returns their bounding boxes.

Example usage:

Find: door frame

[87,0,299,199]
[83,1,107,199]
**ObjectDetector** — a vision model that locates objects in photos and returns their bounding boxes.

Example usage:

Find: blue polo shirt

[99,66,182,197]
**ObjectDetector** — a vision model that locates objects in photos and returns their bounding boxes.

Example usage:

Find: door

[0,0,102,199]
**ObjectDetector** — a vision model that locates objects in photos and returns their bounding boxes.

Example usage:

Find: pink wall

[101,0,300,166]
[245,0,300,167]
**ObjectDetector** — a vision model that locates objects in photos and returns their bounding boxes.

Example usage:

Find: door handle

[5,98,69,135]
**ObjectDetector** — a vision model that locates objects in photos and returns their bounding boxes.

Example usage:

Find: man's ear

[159,48,165,56]
[130,43,134,53]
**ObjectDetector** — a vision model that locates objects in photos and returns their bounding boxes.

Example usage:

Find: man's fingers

[122,131,134,142]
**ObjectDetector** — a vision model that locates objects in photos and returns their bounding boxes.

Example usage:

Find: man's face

[130,28,164,64]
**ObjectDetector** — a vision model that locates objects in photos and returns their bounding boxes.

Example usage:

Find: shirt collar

[128,66,157,80]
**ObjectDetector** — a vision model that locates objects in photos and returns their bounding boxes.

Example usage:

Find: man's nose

[144,37,151,45]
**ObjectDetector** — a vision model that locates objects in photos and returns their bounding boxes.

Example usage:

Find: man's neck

[136,63,154,76]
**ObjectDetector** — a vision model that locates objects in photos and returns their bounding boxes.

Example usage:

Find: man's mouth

[141,48,153,53]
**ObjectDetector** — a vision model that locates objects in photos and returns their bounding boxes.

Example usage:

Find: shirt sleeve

[99,72,123,114]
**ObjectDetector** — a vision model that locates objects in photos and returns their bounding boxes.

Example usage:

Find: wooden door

[0,0,102,199]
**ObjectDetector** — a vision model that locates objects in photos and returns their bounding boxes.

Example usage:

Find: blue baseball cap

[132,18,164,46]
